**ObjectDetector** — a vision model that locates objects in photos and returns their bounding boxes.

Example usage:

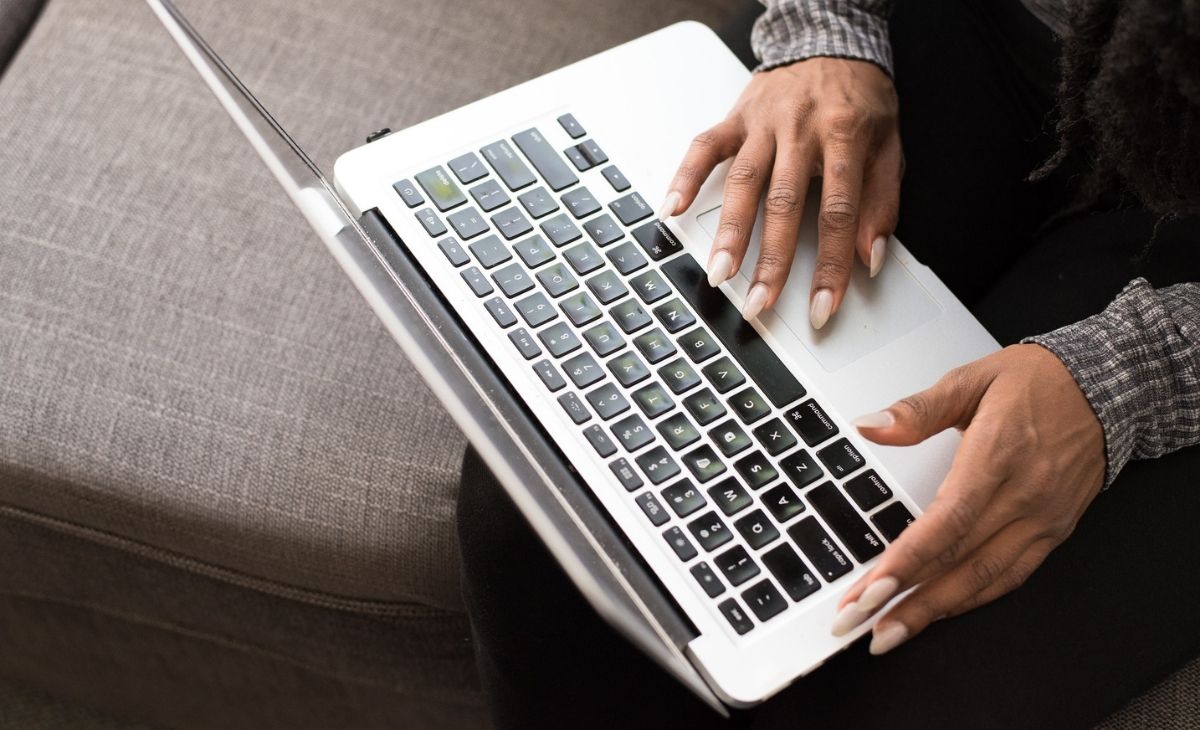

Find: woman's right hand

[659,57,902,329]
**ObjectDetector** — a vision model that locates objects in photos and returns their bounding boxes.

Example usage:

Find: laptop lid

[144,0,726,713]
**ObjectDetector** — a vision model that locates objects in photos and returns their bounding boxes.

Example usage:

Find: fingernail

[852,410,895,429]
[742,283,769,321]
[857,576,900,613]
[707,250,734,287]
[831,601,872,637]
[869,236,887,278]
[869,622,909,655]
[656,191,681,221]
[809,288,833,330]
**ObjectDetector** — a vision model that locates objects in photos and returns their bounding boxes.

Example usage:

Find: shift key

[806,482,884,562]
[513,128,579,191]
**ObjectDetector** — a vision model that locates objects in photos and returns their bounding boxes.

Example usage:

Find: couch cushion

[0,0,742,609]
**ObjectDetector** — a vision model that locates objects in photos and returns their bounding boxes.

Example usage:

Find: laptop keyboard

[395,113,916,638]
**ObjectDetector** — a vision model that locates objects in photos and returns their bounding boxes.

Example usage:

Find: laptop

[147,0,999,712]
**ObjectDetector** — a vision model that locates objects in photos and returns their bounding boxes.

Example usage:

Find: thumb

[853,366,988,446]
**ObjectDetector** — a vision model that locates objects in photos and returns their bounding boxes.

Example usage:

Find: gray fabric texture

[0,0,44,72]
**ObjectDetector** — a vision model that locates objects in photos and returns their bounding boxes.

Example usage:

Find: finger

[809,140,866,329]
[742,143,815,318]
[852,363,994,447]
[855,134,902,278]
[709,134,775,288]
[868,535,1055,655]
[661,121,743,221]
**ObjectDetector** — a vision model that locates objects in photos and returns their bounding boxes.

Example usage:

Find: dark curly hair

[1035,0,1200,218]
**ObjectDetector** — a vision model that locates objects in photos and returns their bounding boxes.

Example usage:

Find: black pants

[457,1,1200,728]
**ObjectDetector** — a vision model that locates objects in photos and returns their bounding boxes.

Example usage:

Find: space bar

[660,254,806,408]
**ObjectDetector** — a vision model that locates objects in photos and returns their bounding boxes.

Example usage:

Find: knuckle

[941,498,978,537]
[824,110,864,140]
[813,256,852,284]
[727,158,765,187]
[691,128,723,151]
[898,392,933,424]
[764,185,801,217]
[969,554,1006,592]
[716,218,748,243]
[754,248,791,277]
[819,194,858,232]
[787,97,818,127]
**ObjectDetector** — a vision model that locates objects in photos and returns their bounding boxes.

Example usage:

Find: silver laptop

[147,0,999,712]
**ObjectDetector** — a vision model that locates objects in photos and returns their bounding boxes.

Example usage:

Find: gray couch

[0,0,1194,727]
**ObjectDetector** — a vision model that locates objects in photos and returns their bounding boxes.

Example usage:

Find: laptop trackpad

[695,206,941,373]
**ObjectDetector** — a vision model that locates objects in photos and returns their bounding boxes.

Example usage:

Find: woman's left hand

[832,344,1107,654]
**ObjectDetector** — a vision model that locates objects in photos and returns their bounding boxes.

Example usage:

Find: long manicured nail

[809,288,833,330]
[857,576,900,612]
[707,250,734,287]
[869,622,909,655]
[852,410,895,429]
[656,191,681,221]
[742,283,769,321]
[869,236,887,278]
[831,601,872,637]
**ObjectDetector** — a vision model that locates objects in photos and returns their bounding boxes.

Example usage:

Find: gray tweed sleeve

[1025,279,1200,487]
[750,0,895,74]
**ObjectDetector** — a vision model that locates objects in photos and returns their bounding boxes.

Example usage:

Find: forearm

[750,0,895,74]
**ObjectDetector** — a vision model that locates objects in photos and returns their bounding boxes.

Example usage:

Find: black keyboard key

[564,144,591,171]
[715,545,761,586]
[807,482,884,562]
[517,186,559,219]
[609,457,643,492]
[735,509,781,550]
[762,544,821,602]
[707,477,753,517]
[560,292,602,326]
[437,237,470,267]
[557,392,591,425]
[563,352,604,388]
[512,128,579,191]
[718,598,754,635]
[583,423,617,457]
[607,351,650,387]
[415,166,467,211]
[636,492,670,526]
[678,327,721,364]
[393,178,424,207]
[579,138,608,166]
[653,298,696,333]
[557,113,585,139]
[681,445,727,483]
[754,418,799,456]
[742,579,787,622]
[691,562,726,598]
[583,321,625,357]
[683,388,727,426]
[507,328,541,360]
[632,220,684,261]
[448,151,487,184]
[586,382,630,420]
[659,358,701,394]
[657,413,700,450]
[709,420,752,457]
[468,234,512,269]
[536,262,579,297]
[583,214,623,247]
[688,511,733,551]
[533,359,566,392]
[586,270,629,304]
[762,484,806,524]
[845,470,893,512]
[564,242,604,275]
[481,139,536,191]
[607,241,648,275]
[515,292,557,327]
[610,299,653,334]
[484,297,517,328]
[612,413,655,452]
[660,255,806,408]
[490,207,533,240]
[461,266,493,297]
[788,517,853,582]
[872,502,916,542]
[702,356,746,393]
[779,449,824,489]
[662,480,707,517]
[735,451,778,490]
[540,213,583,247]
[415,207,447,237]
[664,526,698,561]
[492,263,535,297]
[513,234,555,269]
[817,438,866,479]
[469,179,510,212]
[787,400,839,447]
[609,191,652,226]
[631,382,674,418]
[633,327,677,364]
[538,321,581,357]
[562,187,601,219]
[730,387,772,425]
[630,269,670,304]
[636,445,681,485]
[601,165,631,192]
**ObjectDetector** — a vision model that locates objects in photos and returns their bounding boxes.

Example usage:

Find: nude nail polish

[857,576,900,613]
[869,622,910,655]
[852,411,895,429]
[809,288,833,330]
[831,601,871,637]
[869,235,887,278]
[656,191,681,221]
[707,250,734,287]
[742,284,768,321]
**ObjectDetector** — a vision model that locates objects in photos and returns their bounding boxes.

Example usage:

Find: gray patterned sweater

[751,0,1200,486]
